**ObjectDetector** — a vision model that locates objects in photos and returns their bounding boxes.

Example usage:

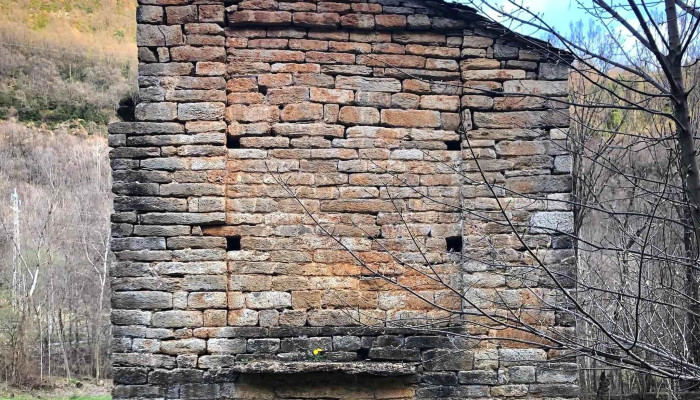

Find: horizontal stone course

[110,0,575,397]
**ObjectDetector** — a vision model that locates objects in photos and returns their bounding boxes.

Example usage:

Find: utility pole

[10,188,20,311]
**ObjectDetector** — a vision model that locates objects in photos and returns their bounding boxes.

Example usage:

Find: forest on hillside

[0,0,136,393]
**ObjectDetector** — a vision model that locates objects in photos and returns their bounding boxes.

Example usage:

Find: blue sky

[464,0,592,39]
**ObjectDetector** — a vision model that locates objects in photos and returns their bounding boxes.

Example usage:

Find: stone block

[381,109,441,128]
[509,365,536,383]
[338,106,380,125]
[530,211,574,234]
[229,10,292,26]
[137,25,183,46]
[161,339,207,355]
[113,291,172,310]
[332,336,362,351]
[208,338,247,354]
[536,362,578,383]
[293,12,340,28]
[422,348,473,371]
[246,291,292,309]
[153,310,203,328]
[178,102,225,121]
[247,338,281,353]
[458,370,498,385]
[166,5,197,24]
[135,102,177,121]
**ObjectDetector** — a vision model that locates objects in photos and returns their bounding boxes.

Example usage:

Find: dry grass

[0,0,137,58]
[0,0,137,131]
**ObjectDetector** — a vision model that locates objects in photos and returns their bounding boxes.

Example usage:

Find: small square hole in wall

[226,236,241,251]
[446,236,463,253]
[445,140,461,151]
[227,136,240,149]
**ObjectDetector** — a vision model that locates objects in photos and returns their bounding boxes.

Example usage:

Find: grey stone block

[247,338,281,353]
[530,211,574,234]
[332,336,361,351]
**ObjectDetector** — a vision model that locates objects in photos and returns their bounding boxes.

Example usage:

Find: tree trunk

[665,0,700,388]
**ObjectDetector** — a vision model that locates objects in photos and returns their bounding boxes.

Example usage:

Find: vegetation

[0,0,135,396]
[0,0,137,132]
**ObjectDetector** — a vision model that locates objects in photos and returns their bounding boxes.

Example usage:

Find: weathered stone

[381,109,441,128]
[536,362,578,383]
[178,102,225,121]
[246,291,292,309]
[208,338,247,354]
[336,76,401,92]
[422,349,473,371]
[332,336,362,351]
[135,102,177,121]
[509,365,536,383]
[280,102,324,122]
[137,25,183,46]
[160,339,206,355]
[110,2,575,396]
[338,106,380,125]
[113,291,172,310]
[229,10,292,26]
[474,110,569,129]
[458,370,498,385]
[530,211,574,234]
[247,338,281,353]
[153,311,203,328]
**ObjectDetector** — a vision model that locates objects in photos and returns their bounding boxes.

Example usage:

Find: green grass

[0,397,110,400]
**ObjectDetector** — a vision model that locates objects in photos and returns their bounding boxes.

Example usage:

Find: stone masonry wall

[108,0,578,398]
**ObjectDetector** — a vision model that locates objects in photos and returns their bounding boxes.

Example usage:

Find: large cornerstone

[108,0,577,398]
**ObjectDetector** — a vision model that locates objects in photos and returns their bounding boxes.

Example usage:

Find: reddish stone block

[305,51,355,64]
[375,14,407,30]
[317,2,351,13]
[405,44,460,58]
[420,95,460,111]
[279,2,317,11]
[238,0,279,10]
[310,88,354,104]
[292,12,340,28]
[166,5,197,24]
[232,49,305,63]
[267,87,310,104]
[199,5,224,22]
[356,54,425,68]
[289,39,329,51]
[338,106,380,125]
[381,109,441,128]
[227,77,258,92]
[170,46,226,62]
[329,41,371,54]
[461,58,501,70]
[226,104,280,123]
[248,38,289,49]
[351,3,382,13]
[280,102,324,122]
[340,13,375,30]
[271,63,321,73]
[258,73,293,87]
[372,43,405,54]
[228,10,292,26]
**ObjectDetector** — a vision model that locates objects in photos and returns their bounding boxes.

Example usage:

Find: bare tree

[269,0,700,396]
[0,122,113,386]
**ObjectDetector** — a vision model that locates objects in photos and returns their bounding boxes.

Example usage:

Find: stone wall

[108,0,577,398]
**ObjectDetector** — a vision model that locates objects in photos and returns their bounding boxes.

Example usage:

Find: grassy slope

[0,0,137,132]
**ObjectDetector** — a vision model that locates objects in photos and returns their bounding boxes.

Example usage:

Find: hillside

[0,0,138,134]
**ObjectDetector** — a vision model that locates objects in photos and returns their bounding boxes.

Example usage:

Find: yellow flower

[312,348,323,356]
